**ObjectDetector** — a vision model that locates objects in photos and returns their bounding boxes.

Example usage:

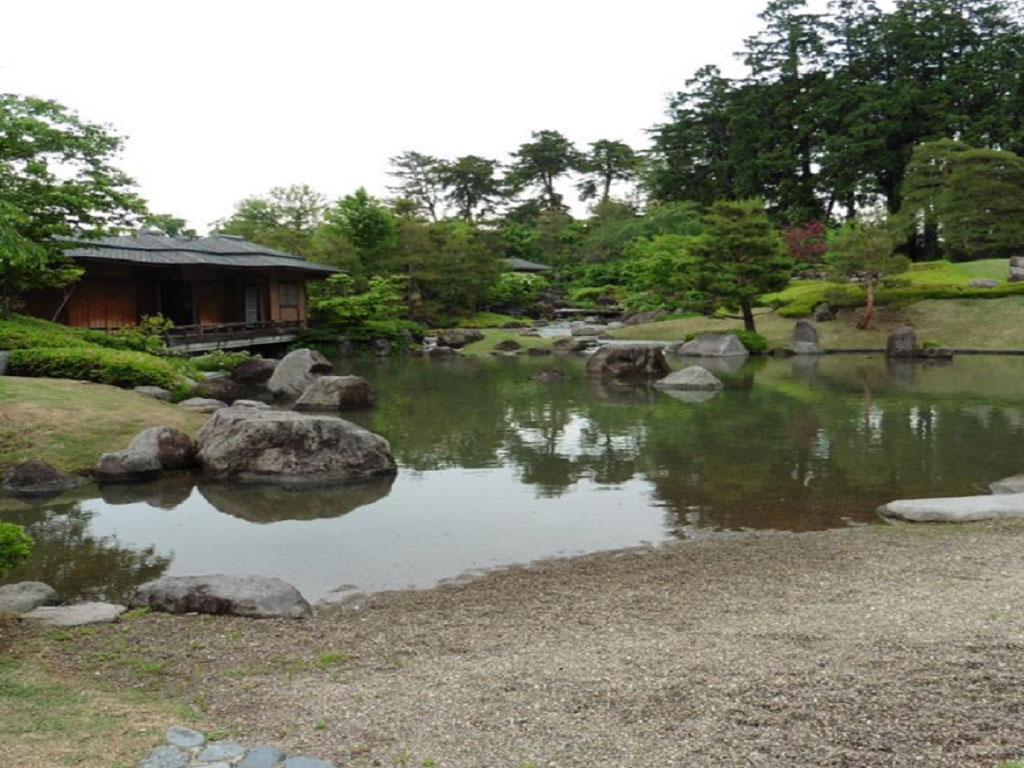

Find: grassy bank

[610,296,1024,349]
[0,377,207,474]
[459,329,555,357]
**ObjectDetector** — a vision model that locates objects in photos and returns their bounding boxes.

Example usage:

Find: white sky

[3,0,774,233]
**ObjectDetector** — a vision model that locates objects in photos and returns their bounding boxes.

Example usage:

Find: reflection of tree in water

[1,502,170,603]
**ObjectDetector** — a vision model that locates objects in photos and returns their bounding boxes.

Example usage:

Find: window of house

[279,282,299,308]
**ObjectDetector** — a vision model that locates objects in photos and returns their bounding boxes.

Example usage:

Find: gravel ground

[42,522,1024,767]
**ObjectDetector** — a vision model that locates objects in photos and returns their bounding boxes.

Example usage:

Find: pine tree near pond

[828,218,909,330]
[691,199,790,333]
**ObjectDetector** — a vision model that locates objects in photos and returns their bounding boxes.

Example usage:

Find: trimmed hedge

[8,346,182,389]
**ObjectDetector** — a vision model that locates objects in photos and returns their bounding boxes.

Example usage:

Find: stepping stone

[240,746,287,768]
[167,724,206,749]
[198,741,247,762]
[20,602,126,627]
[139,745,190,768]
[877,492,1024,522]
[284,758,337,768]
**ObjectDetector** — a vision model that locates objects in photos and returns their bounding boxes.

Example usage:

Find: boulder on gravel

[267,348,333,398]
[127,426,196,471]
[674,333,750,358]
[196,407,397,483]
[295,375,376,411]
[788,320,822,355]
[585,345,671,379]
[95,450,163,483]
[2,460,86,496]
[435,328,484,348]
[178,397,228,413]
[231,357,278,385]
[129,574,312,619]
[877,493,1024,522]
[654,365,724,391]
[20,601,126,626]
[133,385,173,401]
[193,376,243,403]
[886,327,918,358]
[0,582,61,614]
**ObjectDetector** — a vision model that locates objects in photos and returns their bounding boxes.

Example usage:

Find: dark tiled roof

[503,257,553,272]
[64,232,340,275]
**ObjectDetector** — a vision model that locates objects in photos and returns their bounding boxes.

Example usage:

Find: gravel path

[59,522,1024,767]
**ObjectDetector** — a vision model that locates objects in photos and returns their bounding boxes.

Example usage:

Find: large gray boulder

[990,474,1024,494]
[231,357,278,385]
[788,320,822,355]
[0,582,61,614]
[126,426,196,471]
[2,460,86,496]
[193,376,243,403]
[196,407,397,484]
[178,397,228,413]
[295,376,375,411]
[95,450,163,483]
[877,492,1024,522]
[267,348,333,399]
[654,365,724,391]
[1010,256,1024,283]
[674,333,750,358]
[133,385,173,401]
[20,601,126,627]
[585,345,671,379]
[129,574,312,619]
[435,328,484,349]
[886,327,918,358]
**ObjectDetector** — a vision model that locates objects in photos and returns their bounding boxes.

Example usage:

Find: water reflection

[4,354,1024,602]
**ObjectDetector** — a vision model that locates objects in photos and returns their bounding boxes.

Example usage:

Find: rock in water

[95,450,163,483]
[196,407,397,483]
[2,460,86,496]
[674,333,750,358]
[294,376,376,411]
[788,320,822,355]
[129,574,312,619]
[127,426,196,471]
[435,328,484,348]
[0,582,61,613]
[886,327,918,358]
[877,493,1024,523]
[266,348,333,399]
[585,345,671,379]
[231,358,278,385]
[654,365,724,391]
[493,339,522,351]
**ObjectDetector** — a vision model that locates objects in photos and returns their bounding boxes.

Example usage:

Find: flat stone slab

[0,581,61,614]
[990,474,1024,494]
[284,758,337,768]
[239,746,287,768]
[877,492,1024,523]
[197,741,247,762]
[20,601,126,626]
[179,397,228,413]
[139,745,190,768]
[166,724,206,749]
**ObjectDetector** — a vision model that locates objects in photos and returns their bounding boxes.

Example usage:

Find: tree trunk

[857,277,876,330]
[741,300,756,333]
[603,174,612,203]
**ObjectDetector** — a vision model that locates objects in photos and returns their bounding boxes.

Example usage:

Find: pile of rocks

[141,725,336,768]
[0,581,126,626]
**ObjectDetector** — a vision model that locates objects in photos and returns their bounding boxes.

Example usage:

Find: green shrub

[568,285,622,308]
[191,350,253,372]
[684,328,768,354]
[487,272,549,308]
[8,346,182,389]
[455,312,531,329]
[0,522,33,578]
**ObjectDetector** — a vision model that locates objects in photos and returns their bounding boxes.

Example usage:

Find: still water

[4,354,1024,603]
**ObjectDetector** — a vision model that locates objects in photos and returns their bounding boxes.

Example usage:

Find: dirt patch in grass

[0,377,208,473]
[27,522,1024,768]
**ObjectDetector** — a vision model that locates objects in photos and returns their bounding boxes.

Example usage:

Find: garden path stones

[20,601,126,626]
[0,581,61,613]
[197,741,246,762]
[179,398,229,413]
[139,726,333,768]
[167,725,206,749]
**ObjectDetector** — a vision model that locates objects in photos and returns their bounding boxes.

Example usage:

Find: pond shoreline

[22,520,1024,768]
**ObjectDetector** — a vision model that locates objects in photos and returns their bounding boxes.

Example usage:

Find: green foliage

[144,213,196,238]
[191,350,253,373]
[107,314,173,353]
[213,184,326,257]
[437,155,504,222]
[454,312,532,329]
[310,274,405,328]
[319,188,398,274]
[944,148,1024,261]
[507,130,583,211]
[691,199,791,331]
[828,219,908,282]
[576,139,640,202]
[0,202,81,317]
[9,346,182,389]
[488,273,549,308]
[0,522,33,579]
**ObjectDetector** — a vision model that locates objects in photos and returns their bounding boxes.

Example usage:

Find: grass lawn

[459,329,555,357]
[0,377,208,474]
[609,296,1024,350]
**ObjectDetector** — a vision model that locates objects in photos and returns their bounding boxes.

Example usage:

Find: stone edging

[141,725,336,768]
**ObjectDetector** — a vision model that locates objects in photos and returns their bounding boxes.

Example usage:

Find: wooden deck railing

[165,320,303,347]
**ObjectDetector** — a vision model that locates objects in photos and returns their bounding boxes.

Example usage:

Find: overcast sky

[4,0,777,232]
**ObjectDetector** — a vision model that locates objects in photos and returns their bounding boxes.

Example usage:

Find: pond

[4,353,1024,604]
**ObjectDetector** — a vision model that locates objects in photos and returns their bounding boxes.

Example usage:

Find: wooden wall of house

[269,275,308,323]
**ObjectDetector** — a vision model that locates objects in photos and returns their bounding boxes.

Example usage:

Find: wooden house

[23,230,340,351]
